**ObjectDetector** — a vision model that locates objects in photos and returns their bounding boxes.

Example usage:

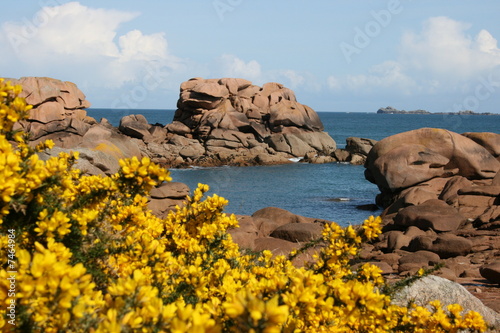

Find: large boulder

[119,114,153,141]
[346,137,377,156]
[269,100,323,132]
[13,76,91,110]
[270,222,324,242]
[79,124,143,162]
[462,132,500,160]
[229,215,261,250]
[394,199,467,232]
[365,128,500,193]
[10,77,94,145]
[409,233,473,259]
[392,275,500,329]
[148,182,190,219]
[480,260,500,284]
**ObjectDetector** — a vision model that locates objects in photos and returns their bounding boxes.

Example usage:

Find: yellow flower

[0,77,488,333]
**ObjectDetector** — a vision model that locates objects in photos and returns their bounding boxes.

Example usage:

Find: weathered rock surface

[147,182,190,218]
[394,199,467,232]
[165,77,337,167]
[365,128,500,193]
[11,77,94,145]
[392,275,500,329]
[270,223,324,242]
[356,127,500,316]
[364,128,500,259]
[332,137,377,165]
[409,234,473,259]
[10,77,338,174]
[462,132,500,161]
[480,260,500,284]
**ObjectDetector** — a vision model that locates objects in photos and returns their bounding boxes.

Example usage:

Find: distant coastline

[377,106,498,115]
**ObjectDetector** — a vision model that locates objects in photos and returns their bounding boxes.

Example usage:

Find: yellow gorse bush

[0,78,489,332]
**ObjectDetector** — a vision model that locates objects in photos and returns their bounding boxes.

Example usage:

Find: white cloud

[328,17,500,96]
[217,54,262,82]
[279,69,304,89]
[475,29,500,56]
[214,56,322,92]
[328,61,416,94]
[400,16,500,79]
[327,76,341,91]
[267,70,322,93]
[2,2,134,58]
[118,30,168,62]
[0,2,184,88]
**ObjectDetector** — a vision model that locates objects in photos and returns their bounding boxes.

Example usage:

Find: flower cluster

[0,78,490,332]
[0,78,31,134]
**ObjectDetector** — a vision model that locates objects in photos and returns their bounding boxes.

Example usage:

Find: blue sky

[1,1,500,113]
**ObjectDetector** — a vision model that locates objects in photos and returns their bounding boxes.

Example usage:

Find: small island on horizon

[377,106,498,115]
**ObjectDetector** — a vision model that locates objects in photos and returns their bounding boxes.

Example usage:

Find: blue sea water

[87,108,500,225]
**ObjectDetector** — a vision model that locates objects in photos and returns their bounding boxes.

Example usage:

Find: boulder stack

[362,128,500,287]
[167,77,337,166]
[12,77,95,148]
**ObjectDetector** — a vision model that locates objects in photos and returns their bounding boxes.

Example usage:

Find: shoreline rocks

[357,127,500,314]
[14,76,377,172]
[9,76,500,320]
[228,204,500,321]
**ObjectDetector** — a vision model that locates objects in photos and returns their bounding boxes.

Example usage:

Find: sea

[87,108,500,226]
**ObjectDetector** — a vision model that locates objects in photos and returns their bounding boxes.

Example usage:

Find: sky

[1,1,500,113]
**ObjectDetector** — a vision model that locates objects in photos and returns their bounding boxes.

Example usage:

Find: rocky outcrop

[18,77,346,170]
[377,106,430,114]
[165,77,337,166]
[9,77,140,174]
[377,106,499,116]
[332,137,377,165]
[11,77,95,147]
[11,77,339,173]
[148,182,190,218]
[360,127,500,290]
[228,207,330,266]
